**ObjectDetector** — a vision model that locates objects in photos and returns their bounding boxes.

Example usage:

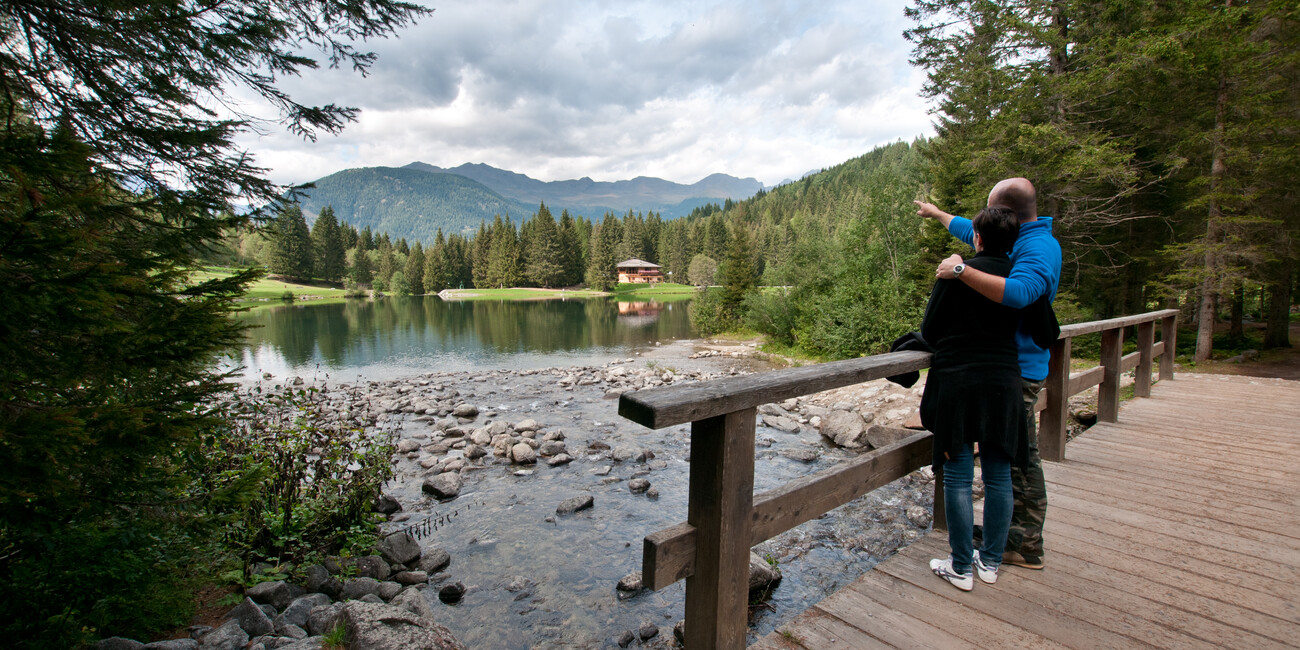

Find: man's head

[987,177,1037,223]
[971,206,1019,256]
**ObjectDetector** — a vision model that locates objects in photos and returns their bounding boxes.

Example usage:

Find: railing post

[1135,321,1155,398]
[1040,337,1070,462]
[1160,314,1178,381]
[1099,328,1123,422]
[684,408,755,650]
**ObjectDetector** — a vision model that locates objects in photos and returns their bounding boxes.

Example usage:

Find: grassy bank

[194,267,351,307]
[437,287,609,300]
[613,282,697,300]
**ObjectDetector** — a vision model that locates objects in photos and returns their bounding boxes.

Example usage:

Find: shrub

[689,288,739,336]
[280,290,296,302]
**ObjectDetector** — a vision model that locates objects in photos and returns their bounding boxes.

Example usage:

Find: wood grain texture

[752,373,1300,650]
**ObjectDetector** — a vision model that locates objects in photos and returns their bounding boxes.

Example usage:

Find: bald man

[915,178,1062,570]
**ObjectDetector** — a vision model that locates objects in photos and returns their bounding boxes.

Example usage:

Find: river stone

[537,441,566,457]
[610,446,644,463]
[306,603,344,636]
[435,417,457,431]
[198,620,247,650]
[865,424,915,450]
[303,564,330,593]
[419,548,451,574]
[452,404,478,418]
[781,448,819,463]
[748,552,782,593]
[246,580,298,611]
[273,638,324,650]
[378,531,422,565]
[339,601,466,649]
[275,594,331,630]
[821,410,867,448]
[226,596,274,637]
[556,495,594,515]
[546,453,573,467]
[463,444,488,460]
[275,623,309,640]
[353,555,391,581]
[437,582,466,604]
[627,478,650,494]
[906,505,932,528]
[143,640,198,649]
[616,571,643,596]
[510,443,536,464]
[396,439,421,453]
[96,638,144,650]
[340,577,382,601]
[377,581,403,601]
[469,428,492,445]
[638,625,659,641]
[391,587,435,619]
[394,570,429,585]
[762,414,801,433]
[422,473,461,499]
[514,418,538,432]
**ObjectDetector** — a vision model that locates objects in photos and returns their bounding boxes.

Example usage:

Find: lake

[229,295,696,381]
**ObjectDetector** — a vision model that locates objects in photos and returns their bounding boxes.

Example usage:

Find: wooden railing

[617,309,1179,649]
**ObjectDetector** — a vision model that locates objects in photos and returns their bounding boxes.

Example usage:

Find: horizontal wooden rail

[618,308,1179,648]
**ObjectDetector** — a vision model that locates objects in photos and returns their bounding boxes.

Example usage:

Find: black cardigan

[919,253,1028,468]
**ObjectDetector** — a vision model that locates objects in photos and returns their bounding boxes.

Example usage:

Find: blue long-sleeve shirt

[948,216,1062,381]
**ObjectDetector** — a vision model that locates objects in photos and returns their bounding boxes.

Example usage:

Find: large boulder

[377,532,422,565]
[419,548,451,574]
[246,580,298,611]
[225,596,274,637]
[143,640,198,649]
[338,601,466,649]
[96,639,144,650]
[821,410,868,448]
[510,442,536,464]
[864,424,916,450]
[340,577,382,601]
[556,495,594,515]
[275,594,332,630]
[198,620,247,650]
[422,473,462,500]
[391,587,435,619]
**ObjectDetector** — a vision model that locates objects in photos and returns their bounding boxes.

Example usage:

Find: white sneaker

[930,557,974,591]
[973,551,999,584]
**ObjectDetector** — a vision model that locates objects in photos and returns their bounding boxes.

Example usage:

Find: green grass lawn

[613,282,698,300]
[192,268,351,307]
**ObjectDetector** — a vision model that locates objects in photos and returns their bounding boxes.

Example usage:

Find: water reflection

[229,296,695,380]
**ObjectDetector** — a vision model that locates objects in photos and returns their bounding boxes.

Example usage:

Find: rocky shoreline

[111,339,1092,649]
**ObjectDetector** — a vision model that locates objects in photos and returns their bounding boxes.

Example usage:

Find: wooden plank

[1134,320,1155,397]
[1045,517,1300,639]
[1058,309,1179,338]
[751,433,932,542]
[684,409,756,649]
[1120,350,1141,372]
[1046,491,1300,587]
[879,537,1158,649]
[846,568,1067,649]
[749,633,804,650]
[1159,315,1176,380]
[1067,365,1104,396]
[1047,462,1300,543]
[1098,328,1122,422]
[1071,434,1295,485]
[1041,336,1071,462]
[1079,419,1295,459]
[772,610,894,650]
[1062,446,1297,505]
[618,350,931,429]
[1016,531,1294,649]
[643,522,695,590]
[813,585,979,649]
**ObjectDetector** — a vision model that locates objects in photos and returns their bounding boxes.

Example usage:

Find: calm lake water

[229,296,695,380]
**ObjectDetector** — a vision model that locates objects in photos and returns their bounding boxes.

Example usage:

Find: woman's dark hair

[971,206,1019,255]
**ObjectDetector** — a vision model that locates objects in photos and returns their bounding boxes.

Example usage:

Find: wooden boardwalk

[753,373,1300,650]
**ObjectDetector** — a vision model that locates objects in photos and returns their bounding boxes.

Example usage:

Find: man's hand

[936,254,963,279]
[914,200,955,228]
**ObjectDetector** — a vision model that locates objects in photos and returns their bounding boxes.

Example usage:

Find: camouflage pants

[1006,378,1047,556]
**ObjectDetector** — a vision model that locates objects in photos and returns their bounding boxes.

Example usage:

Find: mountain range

[295,162,766,243]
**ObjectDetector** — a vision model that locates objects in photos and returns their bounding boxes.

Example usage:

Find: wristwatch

[952,263,966,277]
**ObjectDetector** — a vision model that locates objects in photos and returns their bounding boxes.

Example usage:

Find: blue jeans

[942,444,1013,574]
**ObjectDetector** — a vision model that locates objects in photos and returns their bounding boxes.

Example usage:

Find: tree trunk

[1264,261,1292,349]
[1195,70,1231,362]
[1229,282,1244,338]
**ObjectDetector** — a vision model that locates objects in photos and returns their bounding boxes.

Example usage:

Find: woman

[920,206,1027,591]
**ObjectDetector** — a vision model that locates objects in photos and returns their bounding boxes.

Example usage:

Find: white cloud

[236,0,934,187]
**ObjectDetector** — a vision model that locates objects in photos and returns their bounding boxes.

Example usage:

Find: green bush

[689,288,739,336]
[280,290,296,302]
[743,290,798,346]
[207,387,397,575]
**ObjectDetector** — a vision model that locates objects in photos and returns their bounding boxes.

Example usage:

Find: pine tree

[526,204,565,288]
[585,213,622,290]
[405,241,425,295]
[556,210,582,287]
[310,206,346,283]
[424,230,450,293]
[270,205,314,280]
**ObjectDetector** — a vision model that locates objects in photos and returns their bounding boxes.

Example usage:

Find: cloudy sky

[236,0,934,188]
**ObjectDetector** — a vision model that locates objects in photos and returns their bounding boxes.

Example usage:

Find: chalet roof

[616,258,661,269]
